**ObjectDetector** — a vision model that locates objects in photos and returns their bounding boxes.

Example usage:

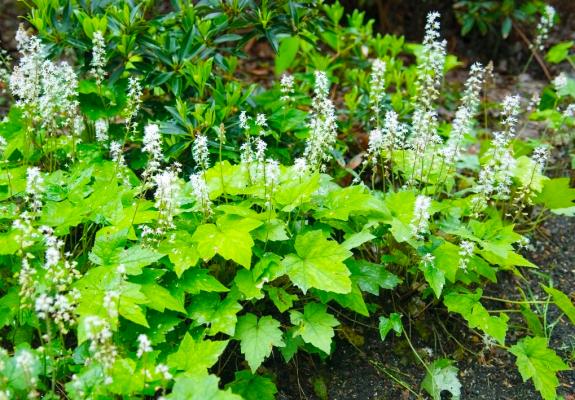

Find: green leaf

[546,41,574,64]
[289,303,339,353]
[341,230,375,250]
[509,337,569,400]
[346,260,401,295]
[378,313,402,341]
[193,215,262,268]
[40,200,87,235]
[107,358,145,395]
[117,245,164,275]
[188,293,242,336]
[535,178,575,210]
[226,370,277,400]
[234,269,264,300]
[421,260,445,298]
[167,332,228,373]
[168,373,242,400]
[118,283,150,328]
[159,230,200,276]
[141,281,186,314]
[315,282,369,316]
[275,36,299,75]
[314,185,379,221]
[282,230,352,294]
[180,269,229,294]
[443,289,508,344]
[382,190,417,242]
[432,241,463,282]
[543,286,575,325]
[275,172,320,211]
[235,314,285,372]
[89,228,163,274]
[266,287,298,313]
[501,17,512,39]
[421,359,461,400]
[252,219,289,242]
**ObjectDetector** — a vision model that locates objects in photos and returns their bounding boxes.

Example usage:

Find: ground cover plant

[0,1,574,399]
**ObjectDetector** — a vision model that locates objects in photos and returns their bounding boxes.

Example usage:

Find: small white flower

[142,124,162,178]
[553,72,568,91]
[153,168,180,233]
[26,167,44,213]
[280,73,295,101]
[136,334,152,358]
[421,253,435,266]
[90,31,106,85]
[303,71,338,171]
[293,157,309,177]
[255,113,267,128]
[369,59,386,118]
[103,290,119,318]
[155,364,172,380]
[125,77,142,130]
[190,172,211,215]
[532,145,549,170]
[193,134,210,171]
[410,195,432,239]
[458,240,475,270]
[95,119,109,142]
[531,5,556,51]
[239,110,250,130]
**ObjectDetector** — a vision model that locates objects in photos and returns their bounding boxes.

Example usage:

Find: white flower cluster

[244,136,281,208]
[280,73,295,101]
[563,104,575,119]
[110,141,127,173]
[90,31,106,86]
[303,71,338,171]
[155,363,173,381]
[531,5,556,51]
[532,145,549,171]
[442,63,485,164]
[416,12,447,110]
[474,95,521,209]
[256,113,267,128]
[190,172,212,215]
[367,110,409,164]
[369,59,386,119]
[458,240,475,270]
[32,226,81,333]
[95,119,109,143]
[103,290,120,319]
[142,123,163,180]
[83,316,117,381]
[293,157,309,177]
[421,253,435,267]
[193,134,210,171]
[124,77,142,134]
[552,72,568,92]
[410,195,431,239]
[239,110,250,130]
[153,165,182,233]
[10,27,79,131]
[26,167,45,213]
[136,334,153,358]
[410,108,441,163]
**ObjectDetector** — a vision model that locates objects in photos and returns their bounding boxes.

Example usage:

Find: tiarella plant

[0,2,574,400]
